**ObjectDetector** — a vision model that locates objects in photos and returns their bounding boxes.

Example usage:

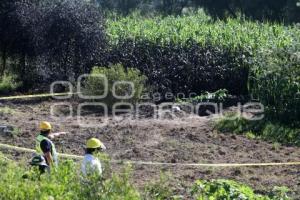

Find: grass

[191,179,290,200]
[214,113,300,146]
[0,153,291,200]
[10,127,21,137]
[83,64,147,109]
[0,74,21,95]
[176,89,228,104]
[0,107,15,115]
[144,173,176,200]
[0,153,140,200]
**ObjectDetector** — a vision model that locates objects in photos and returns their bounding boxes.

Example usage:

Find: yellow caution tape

[0,143,82,159]
[0,92,78,100]
[0,92,300,167]
[1,143,300,167]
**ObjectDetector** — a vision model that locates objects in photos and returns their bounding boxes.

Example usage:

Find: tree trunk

[0,49,7,77]
[20,52,26,77]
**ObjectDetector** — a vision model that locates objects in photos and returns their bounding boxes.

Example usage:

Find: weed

[0,107,15,115]
[176,89,228,104]
[0,153,140,200]
[0,74,21,95]
[245,131,256,140]
[83,64,147,109]
[0,153,292,199]
[190,179,290,200]
[144,172,175,200]
[215,113,300,146]
[272,142,281,151]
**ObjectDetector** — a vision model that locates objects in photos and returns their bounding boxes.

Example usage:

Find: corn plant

[106,12,300,51]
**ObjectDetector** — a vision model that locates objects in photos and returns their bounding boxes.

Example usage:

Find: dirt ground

[0,100,299,199]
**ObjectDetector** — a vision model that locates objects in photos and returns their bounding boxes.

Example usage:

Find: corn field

[106,12,300,51]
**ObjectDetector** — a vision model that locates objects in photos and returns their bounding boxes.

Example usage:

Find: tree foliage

[197,0,300,22]
[0,0,34,77]
[105,40,250,96]
[84,64,147,109]
[97,0,300,22]
[0,0,106,89]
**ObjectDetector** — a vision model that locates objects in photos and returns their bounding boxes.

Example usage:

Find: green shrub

[191,179,290,200]
[0,153,293,200]
[176,89,228,103]
[262,123,300,146]
[0,153,140,200]
[250,45,300,127]
[214,113,265,134]
[144,173,175,200]
[104,13,300,97]
[0,74,21,95]
[214,113,300,146]
[83,64,147,109]
[0,107,16,115]
[107,40,250,96]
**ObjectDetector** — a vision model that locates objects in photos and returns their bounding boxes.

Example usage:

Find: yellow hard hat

[40,121,52,131]
[86,138,106,149]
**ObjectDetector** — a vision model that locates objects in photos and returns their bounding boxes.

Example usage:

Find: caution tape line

[0,143,82,159]
[0,92,79,100]
[1,143,300,167]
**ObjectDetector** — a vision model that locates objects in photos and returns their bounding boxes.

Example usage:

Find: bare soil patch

[0,100,299,198]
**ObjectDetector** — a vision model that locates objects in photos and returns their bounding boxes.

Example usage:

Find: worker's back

[81,153,102,177]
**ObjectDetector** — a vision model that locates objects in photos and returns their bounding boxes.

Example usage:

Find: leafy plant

[269,186,290,200]
[214,113,265,134]
[191,179,290,200]
[83,64,147,109]
[0,153,293,200]
[107,13,299,51]
[249,45,300,127]
[262,123,300,146]
[0,74,21,95]
[0,153,140,200]
[177,89,228,103]
[0,107,15,115]
[106,39,250,96]
[104,13,300,97]
[214,113,300,146]
[144,173,175,200]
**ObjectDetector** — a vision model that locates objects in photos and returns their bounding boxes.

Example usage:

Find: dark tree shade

[0,0,107,89]
[191,0,300,22]
[97,0,141,15]
[0,0,34,77]
[33,0,107,81]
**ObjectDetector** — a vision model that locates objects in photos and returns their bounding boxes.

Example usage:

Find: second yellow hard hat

[86,138,106,149]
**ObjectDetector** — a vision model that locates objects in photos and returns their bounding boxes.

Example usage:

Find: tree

[97,0,192,15]
[0,0,38,79]
[285,0,300,22]
[32,0,107,82]
[0,0,107,88]
[97,0,141,15]
[194,0,300,23]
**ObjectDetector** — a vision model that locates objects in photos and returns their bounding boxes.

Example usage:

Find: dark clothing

[38,165,50,174]
[40,139,52,154]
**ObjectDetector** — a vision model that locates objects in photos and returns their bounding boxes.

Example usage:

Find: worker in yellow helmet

[35,121,58,168]
[81,138,106,177]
